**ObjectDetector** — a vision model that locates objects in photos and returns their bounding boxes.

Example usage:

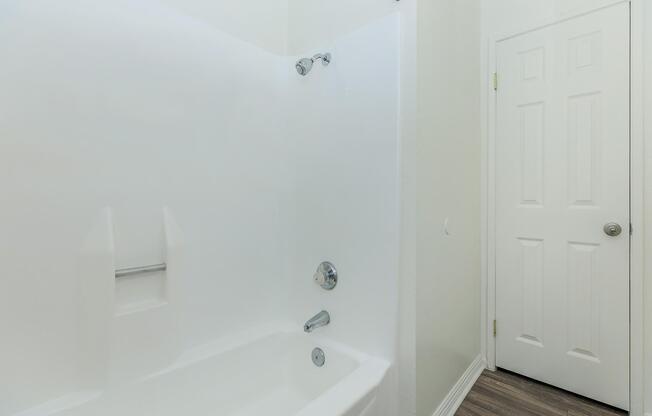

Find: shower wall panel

[285,14,402,416]
[0,1,291,413]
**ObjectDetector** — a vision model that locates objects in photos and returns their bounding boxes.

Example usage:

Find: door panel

[495,3,630,410]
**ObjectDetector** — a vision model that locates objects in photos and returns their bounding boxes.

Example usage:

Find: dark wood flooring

[456,369,628,416]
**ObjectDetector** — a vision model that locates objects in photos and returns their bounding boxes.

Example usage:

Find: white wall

[286,0,398,55]
[286,14,400,364]
[284,9,404,416]
[158,0,289,55]
[285,3,419,416]
[415,1,482,415]
[0,1,291,413]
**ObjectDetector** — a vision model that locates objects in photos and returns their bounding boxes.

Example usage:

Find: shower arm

[312,53,332,66]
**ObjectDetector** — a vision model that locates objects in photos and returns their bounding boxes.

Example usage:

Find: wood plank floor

[456,370,627,416]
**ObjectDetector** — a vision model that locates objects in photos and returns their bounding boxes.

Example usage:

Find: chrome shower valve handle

[314,262,337,290]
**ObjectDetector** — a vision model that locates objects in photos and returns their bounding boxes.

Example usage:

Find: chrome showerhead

[296,58,314,76]
[295,53,331,76]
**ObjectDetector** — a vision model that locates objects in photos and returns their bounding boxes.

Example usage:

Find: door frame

[481,1,645,414]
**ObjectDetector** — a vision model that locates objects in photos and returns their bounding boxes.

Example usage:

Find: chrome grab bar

[115,263,167,279]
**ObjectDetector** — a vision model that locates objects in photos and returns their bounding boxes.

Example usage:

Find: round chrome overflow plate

[312,347,326,367]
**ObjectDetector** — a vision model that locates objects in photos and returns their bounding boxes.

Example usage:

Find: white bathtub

[18,331,389,416]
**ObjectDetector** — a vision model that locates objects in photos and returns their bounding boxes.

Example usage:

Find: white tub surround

[0,2,403,415]
[15,331,388,416]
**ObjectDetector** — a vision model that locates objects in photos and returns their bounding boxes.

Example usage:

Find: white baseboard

[431,354,486,416]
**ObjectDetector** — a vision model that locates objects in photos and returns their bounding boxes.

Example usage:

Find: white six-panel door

[495,3,630,410]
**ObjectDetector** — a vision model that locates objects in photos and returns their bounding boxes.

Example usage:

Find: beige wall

[644,1,652,413]
[415,1,482,415]
[399,1,418,415]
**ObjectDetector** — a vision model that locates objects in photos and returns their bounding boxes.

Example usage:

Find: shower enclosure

[0,1,405,415]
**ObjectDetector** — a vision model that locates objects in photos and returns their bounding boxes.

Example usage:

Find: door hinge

[493,320,497,337]
[492,72,498,91]
[630,223,633,236]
